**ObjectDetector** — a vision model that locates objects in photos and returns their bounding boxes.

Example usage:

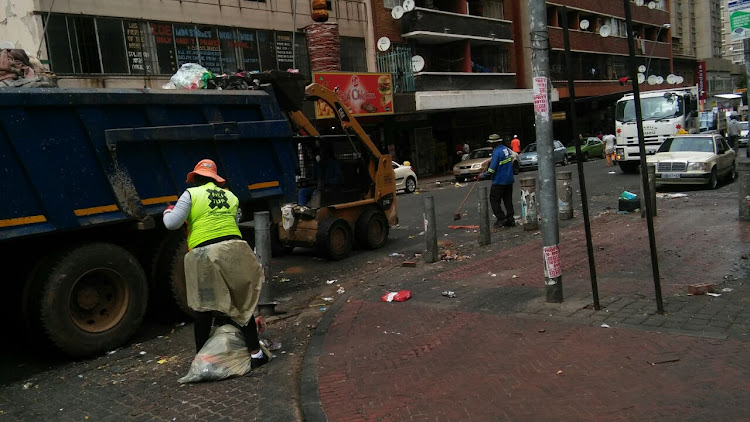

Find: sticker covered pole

[530,0,563,302]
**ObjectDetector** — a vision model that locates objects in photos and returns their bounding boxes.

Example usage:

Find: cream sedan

[647,134,736,189]
[453,147,519,182]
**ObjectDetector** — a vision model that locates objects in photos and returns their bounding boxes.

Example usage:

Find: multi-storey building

[0,0,371,88]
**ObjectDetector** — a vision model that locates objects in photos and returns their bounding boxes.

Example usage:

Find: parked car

[738,121,749,147]
[565,137,605,161]
[646,133,736,189]
[452,147,519,182]
[392,161,417,193]
[518,141,568,170]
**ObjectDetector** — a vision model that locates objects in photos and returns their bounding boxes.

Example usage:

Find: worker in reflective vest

[481,134,516,228]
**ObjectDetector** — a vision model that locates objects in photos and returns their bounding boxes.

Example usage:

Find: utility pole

[529,0,563,302]
[744,38,750,121]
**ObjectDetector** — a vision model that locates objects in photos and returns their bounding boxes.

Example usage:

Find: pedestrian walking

[510,135,521,153]
[163,159,268,369]
[603,133,616,166]
[728,114,741,151]
[481,134,516,227]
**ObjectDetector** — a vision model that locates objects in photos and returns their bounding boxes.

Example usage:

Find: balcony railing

[401,8,512,44]
[414,72,515,91]
[548,27,670,59]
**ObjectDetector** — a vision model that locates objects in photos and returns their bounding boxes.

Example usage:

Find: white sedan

[392,161,417,193]
[647,134,736,189]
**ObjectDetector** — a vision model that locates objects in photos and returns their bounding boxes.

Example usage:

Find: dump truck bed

[0,88,297,240]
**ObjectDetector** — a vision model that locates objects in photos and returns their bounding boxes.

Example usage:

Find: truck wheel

[317,219,353,260]
[618,161,639,174]
[39,243,148,357]
[356,209,389,249]
[152,231,193,317]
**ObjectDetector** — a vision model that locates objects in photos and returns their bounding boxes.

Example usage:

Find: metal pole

[254,211,277,316]
[424,196,438,263]
[562,7,599,310]
[520,177,538,230]
[530,0,562,302]
[478,186,491,246]
[291,0,297,70]
[647,163,656,217]
[624,0,664,314]
[556,170,573,220]
[739,159,750,221]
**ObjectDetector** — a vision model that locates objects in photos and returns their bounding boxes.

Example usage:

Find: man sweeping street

[481,134,516,227]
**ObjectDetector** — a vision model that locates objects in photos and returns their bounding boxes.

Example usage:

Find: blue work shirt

[486,144,515,185]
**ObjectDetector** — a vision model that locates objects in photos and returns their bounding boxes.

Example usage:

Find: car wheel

[707,167,719,189]
[405,176,417,193]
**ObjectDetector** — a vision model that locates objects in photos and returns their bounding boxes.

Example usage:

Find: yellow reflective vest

[186,182,241,249]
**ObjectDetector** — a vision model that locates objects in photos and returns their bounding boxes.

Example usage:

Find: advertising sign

[313,72,394,118]
[729,0,750,40]
[696,61,707,101]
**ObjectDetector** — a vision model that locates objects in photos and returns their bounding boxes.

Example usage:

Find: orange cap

[186,159,226,185]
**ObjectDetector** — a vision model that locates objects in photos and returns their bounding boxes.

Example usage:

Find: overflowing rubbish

[178,325,270,383]
[0,48,57,88]
[163,63,215,90]
[441,290,456,298]
[381,290,412,302]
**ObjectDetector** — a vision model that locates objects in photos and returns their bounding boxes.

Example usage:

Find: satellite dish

[0,41,14,49]
[647,75,658,85]
[676,75,684,84]
[634,0,644,6]
[599,25,612,38]
[656,76,664,84]
[391,6,404,19]
[648,1,656,9]
[580,20,590,30]
[402,0,415,11]
[666,74,677,84]
[638,65,647,73]
[638,73,646,84]
[411,55,425,72]
[377,37,391,52]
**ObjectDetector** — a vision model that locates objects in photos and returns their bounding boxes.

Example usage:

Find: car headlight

[687,162,708,172]
[452,165,459,171]
[471,163,482,170]
[530,156,538,162]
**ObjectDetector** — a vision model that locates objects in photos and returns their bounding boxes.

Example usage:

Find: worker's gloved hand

[479,172,491,180]
[163,205,175,216]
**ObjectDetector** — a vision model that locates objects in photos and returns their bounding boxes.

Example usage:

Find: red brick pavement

[318,300,750,422]
[437,195,746,297]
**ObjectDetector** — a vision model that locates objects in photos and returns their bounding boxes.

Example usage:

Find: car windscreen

[523,144,537,153]
[469,149,492,159]
[658,137,715,153]
[616,95,684,122]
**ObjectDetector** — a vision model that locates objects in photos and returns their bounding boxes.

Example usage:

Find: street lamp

[645,23,671,77]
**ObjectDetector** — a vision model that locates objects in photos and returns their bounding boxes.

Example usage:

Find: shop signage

[696,61,707,101]
[729,0,750,40]
[312,72,394,118]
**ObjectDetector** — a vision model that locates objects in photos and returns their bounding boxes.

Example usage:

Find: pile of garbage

[0,48,57,88]
[163,63,297,91]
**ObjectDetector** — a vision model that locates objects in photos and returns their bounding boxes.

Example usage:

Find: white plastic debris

[721,288,733,292]
[326,279,337,284]
[322,297,334,302]
[707,292,721,297]
[601,323,611,328]
[441,290,456,298]
[337,286,345,294]
[390,253,404,257]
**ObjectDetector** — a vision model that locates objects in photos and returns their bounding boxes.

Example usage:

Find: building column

[463,40,472,72]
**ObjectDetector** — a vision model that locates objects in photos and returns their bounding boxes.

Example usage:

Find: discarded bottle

[620,191,637,200]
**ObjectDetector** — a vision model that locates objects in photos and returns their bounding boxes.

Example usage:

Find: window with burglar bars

[376,46,415,93]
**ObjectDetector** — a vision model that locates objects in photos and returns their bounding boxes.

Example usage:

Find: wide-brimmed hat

[487,134,502,143]
[186,159,226,185]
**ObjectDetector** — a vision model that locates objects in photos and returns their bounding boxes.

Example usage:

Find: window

[340,37,367,72]
[96,18,128,73]
[383,0,399,9]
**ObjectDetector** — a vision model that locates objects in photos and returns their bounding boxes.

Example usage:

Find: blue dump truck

[1,72,397,357]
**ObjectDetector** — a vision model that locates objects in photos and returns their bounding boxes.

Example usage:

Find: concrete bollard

[424,196,438,263]
[739,159,750,221]
[640,163,657,218]
[254,211,277,316]
[478,186,491,246]
[556,171,573,220]
[520,177,538,230]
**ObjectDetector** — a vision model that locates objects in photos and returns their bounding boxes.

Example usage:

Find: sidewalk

[303,186,750,421]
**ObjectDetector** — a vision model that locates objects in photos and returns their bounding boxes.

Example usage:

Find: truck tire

[152,231,194,317]
[317,218,353,260]
[618,161,639,174]
[356,209,389,249]
[39,243,148,357]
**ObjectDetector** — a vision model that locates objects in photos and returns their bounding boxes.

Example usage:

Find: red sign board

[696,61,707,100]
[312,72,394,118]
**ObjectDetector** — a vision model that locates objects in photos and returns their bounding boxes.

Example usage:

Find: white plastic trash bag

[163,63,212,90]
[281,204,295,230]
[178,325,253,383]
